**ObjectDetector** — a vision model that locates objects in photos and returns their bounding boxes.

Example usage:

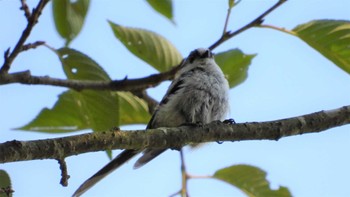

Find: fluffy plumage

[72,48,229,197]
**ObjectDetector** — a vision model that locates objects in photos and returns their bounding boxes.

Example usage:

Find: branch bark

[1,105,349,164]
[209,0,287,50]
[0,66,179,91]
[0,0,49,74]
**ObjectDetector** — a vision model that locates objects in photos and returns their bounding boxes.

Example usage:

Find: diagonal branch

[20,0,31,21]
[209,0,287,50]
[0,0,50,74]
[1,105,349,164]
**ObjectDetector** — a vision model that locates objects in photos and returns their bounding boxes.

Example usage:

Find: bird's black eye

[201,50,213,58]
[186,48,213,63]
[188,50,200,63]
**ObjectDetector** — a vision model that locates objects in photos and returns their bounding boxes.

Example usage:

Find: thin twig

[222,5,232,35]
[222,0,241,35]
[168,150,190,197]
[21,41,46,51]
[169,190,181,197]
[180,149,189,197]
[0,0,50,74]
[57,158,70,187]
[20,0,31,21]
[209,0,287,50]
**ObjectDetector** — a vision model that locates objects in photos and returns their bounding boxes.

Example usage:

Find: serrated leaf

[213,165,292,197]
[0,170,12,197]
[18,48,119,133]
[117,92,151,125]
[215,49,256,88]
[293,20,350,74]
[109,21,182,72]
[52,0,90,46]
[146,0,174,23]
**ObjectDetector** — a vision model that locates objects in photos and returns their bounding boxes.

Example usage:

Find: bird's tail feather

[72,149,139,197]
[133,149,166,169]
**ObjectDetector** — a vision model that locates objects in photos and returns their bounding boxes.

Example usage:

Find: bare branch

[20,0,31,21]
[222,4,232,36]
[209,0,287,50]
[0,66,179,92]
[169,150,189,197]
[21,41,45,51]
[180,150,189,197]
[57,159,70,187]
[1,105,349,164]
[0,0,50,74]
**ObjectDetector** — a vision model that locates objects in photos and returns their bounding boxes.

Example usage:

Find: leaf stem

[258,24,297,36]
[222,0,242,35]
[222,6,232,35]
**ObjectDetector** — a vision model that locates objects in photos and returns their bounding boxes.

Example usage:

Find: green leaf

[146,0,174,22]
[117,92,151,125]
[58,48,119,132]
[215,49,256,88]
[109,21,182,72]
[0,170,12,197]
[19,91,93,132]
[57,48,110,81]
[52,0,90,46]
[214,165,292,197]
[19,48,119,133]
[293,20,350,74]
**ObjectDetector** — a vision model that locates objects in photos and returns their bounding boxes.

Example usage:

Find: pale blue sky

[1,0,350,197]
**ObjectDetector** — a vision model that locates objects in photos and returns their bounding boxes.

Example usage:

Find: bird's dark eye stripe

[202,50,210,58]
[185,49,213,64]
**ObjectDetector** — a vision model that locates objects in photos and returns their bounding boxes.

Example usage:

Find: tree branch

[20,0,31,21]
[1,105,349,164]
[21,41,45,52]
[209,0,287,50]
[0,1,285,92]
[0,66,179,91]
[0,0,49,74]
[57,158,70,187]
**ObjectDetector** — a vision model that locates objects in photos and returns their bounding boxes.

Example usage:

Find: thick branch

[1,106,349,164]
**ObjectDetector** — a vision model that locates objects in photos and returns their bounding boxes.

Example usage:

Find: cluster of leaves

[2,0,350,196]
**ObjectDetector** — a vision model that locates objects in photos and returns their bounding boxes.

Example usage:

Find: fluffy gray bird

[72,48,229,197]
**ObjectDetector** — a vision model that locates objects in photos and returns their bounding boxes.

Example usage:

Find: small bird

[72,48,230,197]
